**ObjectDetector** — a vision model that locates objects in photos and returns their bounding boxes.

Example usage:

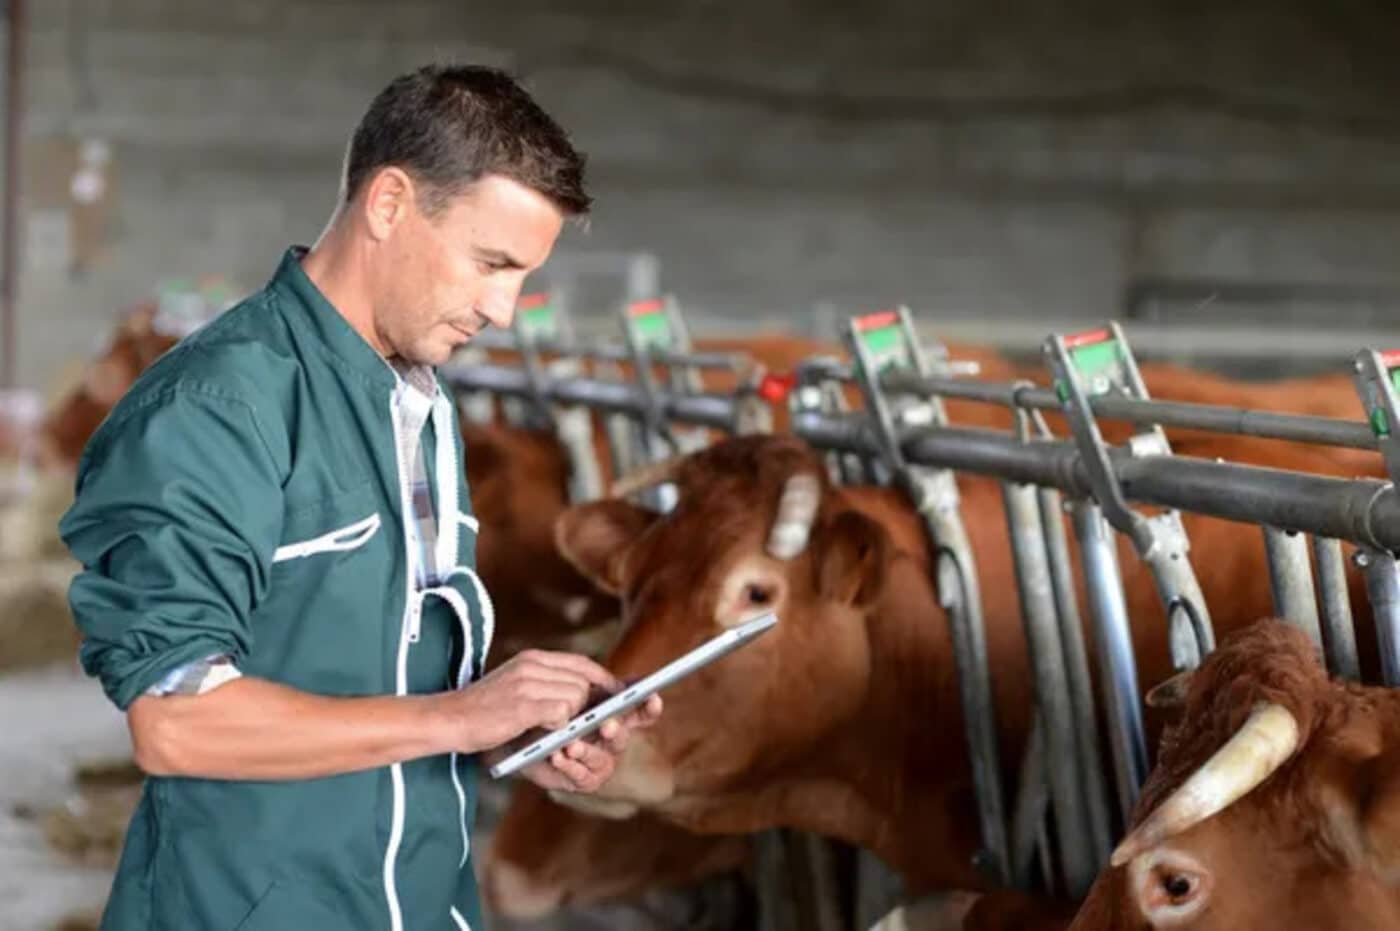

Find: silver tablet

[488,611,778,779]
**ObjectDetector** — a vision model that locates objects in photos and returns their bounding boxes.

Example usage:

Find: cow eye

[1162,872,1194,901]
[746,584,773,606]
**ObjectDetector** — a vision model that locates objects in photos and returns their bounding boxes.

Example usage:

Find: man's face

[373,173,565,367]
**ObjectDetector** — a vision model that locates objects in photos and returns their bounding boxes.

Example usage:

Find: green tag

[858,325,913,373]
[1069,340,1127,396]
[1373,408,1391,438]
[519,303,558,338]
[631,311,672,349]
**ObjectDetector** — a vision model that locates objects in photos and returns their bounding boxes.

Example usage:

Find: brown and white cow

[1066,619,1400,930]
[509,433,1378,903]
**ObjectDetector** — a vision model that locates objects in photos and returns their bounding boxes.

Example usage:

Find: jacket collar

[270,246,398,394]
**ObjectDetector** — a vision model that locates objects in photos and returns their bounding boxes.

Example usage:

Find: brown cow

[481,414,1382,916]
[39,302,177,468]
[515,433,1378,903]
[1067,619,1400,930]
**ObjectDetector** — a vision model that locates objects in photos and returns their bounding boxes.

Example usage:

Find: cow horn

[766,472,821,559]
[1110,702,1299,867]
[610,456,685,499]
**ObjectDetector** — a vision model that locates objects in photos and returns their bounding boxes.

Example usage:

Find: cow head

[1073,621,1400,930]
[552,434,891,823]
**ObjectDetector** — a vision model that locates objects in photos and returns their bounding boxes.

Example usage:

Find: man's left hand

[517,694,663,793]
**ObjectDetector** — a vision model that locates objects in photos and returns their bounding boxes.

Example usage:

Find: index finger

[524,650,622,692]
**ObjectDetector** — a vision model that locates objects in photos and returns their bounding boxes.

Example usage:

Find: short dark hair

[342,64,591,216]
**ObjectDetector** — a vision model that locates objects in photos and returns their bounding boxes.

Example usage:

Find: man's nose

[481,286,520,330]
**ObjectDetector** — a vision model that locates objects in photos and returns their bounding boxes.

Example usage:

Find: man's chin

[403,342,456,368]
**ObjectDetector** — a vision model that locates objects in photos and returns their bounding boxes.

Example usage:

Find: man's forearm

[128,676,458,780]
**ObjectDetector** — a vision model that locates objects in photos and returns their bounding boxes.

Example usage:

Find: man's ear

[811,510,889,609]
[554,501,656,596]
[361,166,415,240]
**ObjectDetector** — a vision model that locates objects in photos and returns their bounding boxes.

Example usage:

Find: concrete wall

[10,0,1400,389]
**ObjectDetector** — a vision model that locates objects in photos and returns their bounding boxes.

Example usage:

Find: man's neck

[299,219,389,358]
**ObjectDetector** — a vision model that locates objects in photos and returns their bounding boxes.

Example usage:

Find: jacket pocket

[231,879,346,931]
[272,512,381,563]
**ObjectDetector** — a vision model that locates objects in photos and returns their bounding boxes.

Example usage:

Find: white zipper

[382,392,415,931]
[271,513,381,563]
[456,512,479,534]
[383,383,493,928]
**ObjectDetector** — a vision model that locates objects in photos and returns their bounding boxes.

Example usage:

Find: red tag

[1379,350,1400,370]
[1063,327,1112,349]
[853,310,900,332]
[757,372,797,404]
[516,292,551,311]
[627,298,666,317]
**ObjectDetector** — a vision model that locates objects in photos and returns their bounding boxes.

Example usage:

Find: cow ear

[812,510,889,609]
[1146,670,1194,710]
[555,501,656,595]
[1341,748,1400,883]
[1313,738,1400,883]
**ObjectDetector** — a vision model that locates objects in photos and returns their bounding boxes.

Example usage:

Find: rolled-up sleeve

[60,386,284,709]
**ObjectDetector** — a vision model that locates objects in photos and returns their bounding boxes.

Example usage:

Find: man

[60,64,659,931]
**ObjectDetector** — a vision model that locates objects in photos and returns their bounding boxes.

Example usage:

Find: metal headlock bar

[1045,324,1213,824]
[845,308,1123,896]
[842,306,1013,888]
[1353,349,1400,685]
[792,322,1400,884]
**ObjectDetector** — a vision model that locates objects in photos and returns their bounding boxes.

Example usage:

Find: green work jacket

[61,248,493,931]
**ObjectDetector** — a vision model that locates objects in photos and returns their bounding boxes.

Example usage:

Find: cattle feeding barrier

[787,311,1400,904]
[441,294,1400,921]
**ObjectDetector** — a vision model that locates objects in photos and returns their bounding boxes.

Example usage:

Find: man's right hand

[439,649,622,755]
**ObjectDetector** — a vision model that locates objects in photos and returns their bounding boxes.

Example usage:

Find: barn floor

[0,666,127,931]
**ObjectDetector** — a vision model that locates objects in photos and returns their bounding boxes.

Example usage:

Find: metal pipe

[1,0,26,388]
[879,426,1400,550]
[791,415,1400,550]
[1261,526,1323,647]
[1002,482,1098,896]
[1038,487,1114,863]
[1311,536,1360,680]
[1071,502,1149,822]
[1009,713,1050,891]
[443,363,746,432]
[928,511,1012,887]
[471,329,749,372]
[1359,549,1400,687]
[881,371,1377,452]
